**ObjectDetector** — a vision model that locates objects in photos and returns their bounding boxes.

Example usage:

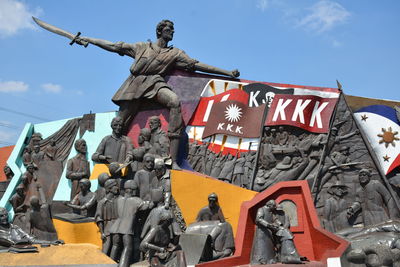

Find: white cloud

[0,80,29,92]
[256,0,269,12]
[0,130,15,141]
[0,0,42,38]
[297,1,350,33]
[42,83,62,93]
[332,39,342,47]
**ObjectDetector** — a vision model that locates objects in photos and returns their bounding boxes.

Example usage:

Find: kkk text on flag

[266,94,338,133]
[355,105,400,175]
[202,100,267,139]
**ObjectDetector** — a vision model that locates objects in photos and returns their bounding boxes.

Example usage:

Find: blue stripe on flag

[355,105,399,125]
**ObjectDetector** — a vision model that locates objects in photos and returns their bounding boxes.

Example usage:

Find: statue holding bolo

[75,20,240,169]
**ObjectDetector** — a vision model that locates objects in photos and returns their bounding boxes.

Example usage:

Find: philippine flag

[354,105,400,175]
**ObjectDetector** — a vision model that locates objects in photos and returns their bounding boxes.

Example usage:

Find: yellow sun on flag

[377,127,399,148]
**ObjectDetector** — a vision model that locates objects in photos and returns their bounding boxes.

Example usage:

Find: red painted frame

[196,181,348,267]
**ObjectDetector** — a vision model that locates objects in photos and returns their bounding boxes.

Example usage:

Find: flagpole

[343,94,400,215]
[250,103,268,190]
[311,85,342,203]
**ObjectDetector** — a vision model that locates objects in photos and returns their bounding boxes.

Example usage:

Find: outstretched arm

[194,62,240,78]
[76,37,134,56]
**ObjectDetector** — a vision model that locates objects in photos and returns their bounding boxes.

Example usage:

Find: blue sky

[0,0,399,146]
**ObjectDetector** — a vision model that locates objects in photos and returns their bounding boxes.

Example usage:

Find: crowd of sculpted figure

[188,142,257,189]
[82,116,187,266]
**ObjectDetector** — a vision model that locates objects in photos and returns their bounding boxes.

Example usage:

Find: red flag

[188,89,249,126]
[266,94,338,133]
[202,100,267,139]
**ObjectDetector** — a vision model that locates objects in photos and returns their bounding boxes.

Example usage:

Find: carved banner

[202,100,266,139]
[265,94,338,133]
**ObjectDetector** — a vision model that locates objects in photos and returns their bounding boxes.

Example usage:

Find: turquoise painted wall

[53,111,116,200]
[0,111,117,215]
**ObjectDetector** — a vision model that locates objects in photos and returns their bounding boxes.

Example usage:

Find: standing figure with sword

[32,17,240,170]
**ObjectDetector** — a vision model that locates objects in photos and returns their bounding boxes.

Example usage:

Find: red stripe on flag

[387,154,400,175]
[188,89,249,126]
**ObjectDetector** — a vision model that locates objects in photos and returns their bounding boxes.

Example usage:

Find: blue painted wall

[0,111,117,215]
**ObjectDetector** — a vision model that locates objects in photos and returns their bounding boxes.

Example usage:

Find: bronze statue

[0,207,63,250]
[21,164,36,191]
[131,148,145,176]
[3,165,14,180]
[108,162,125,193]
[348,169,395,226]
[92,116,133,164]
[323,181,350,232]
[196,193,225,223]
[64,179,97,217]
[273,204,302,263]
[44,139,57,161]
[150,160,171,207]
[251,200,302,264]
[66,139,91,200]
[95,179,119,255]
[148,116,169,158]
[22,147,32,167]
[140,210,185,267]
[109,180,152,267]
[9,184,27,231]
[70,19,239,170]
[95,172,110,202]
[251,200,278,264]
[142,161,181,245]
[138,127,152,155]
[133,154,155,202]
[27,184,58,242]
[31,144,44,168]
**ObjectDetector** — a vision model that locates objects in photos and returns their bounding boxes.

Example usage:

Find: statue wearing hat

[196,193,225,223]
[323,181,350,232]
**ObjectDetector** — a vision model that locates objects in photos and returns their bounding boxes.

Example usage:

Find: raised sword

[32,16,89,47]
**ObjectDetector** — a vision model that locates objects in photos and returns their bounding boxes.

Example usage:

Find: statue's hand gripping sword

[32,17,89,47]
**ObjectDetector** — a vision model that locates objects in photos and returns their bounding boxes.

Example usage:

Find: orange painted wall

[53,219,102,247]
[0,145,14,181]
[171,170,257,237]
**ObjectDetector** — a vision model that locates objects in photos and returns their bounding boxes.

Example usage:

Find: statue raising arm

[194,62,239,78]
[76,37,136,57]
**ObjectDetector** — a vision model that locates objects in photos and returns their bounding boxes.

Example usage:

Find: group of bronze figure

[2,17,400,266]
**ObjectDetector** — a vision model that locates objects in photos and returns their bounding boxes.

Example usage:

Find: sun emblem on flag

[224,104,243,122]
[377,127,399,148]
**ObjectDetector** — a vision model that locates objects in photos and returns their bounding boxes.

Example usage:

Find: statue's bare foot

[172,162,181,171]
